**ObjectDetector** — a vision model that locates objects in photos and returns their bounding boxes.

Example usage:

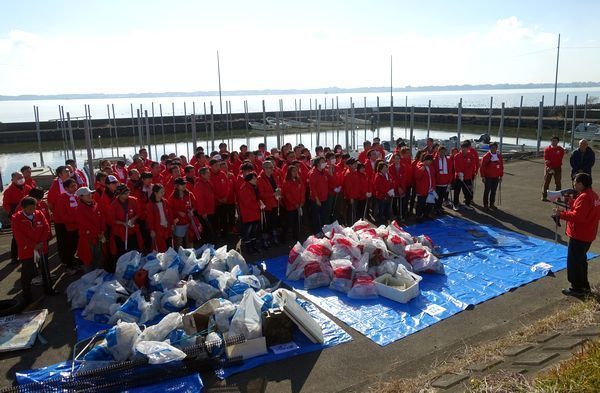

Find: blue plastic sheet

[16,361,203,392]
[264,216,597,346]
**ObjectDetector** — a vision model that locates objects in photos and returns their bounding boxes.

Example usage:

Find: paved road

[0,155,598,392]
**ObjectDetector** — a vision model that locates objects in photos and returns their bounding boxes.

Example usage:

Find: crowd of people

[3,134,599,303]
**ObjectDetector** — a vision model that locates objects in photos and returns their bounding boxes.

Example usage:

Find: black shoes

[562,288,591,298]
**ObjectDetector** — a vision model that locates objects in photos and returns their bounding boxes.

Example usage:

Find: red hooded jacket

[308,168,329,202]
[11,210,50,260]
[282,177,305,211]
[194,177,216,215]
[414,163,437,197]
[76,200,105,265]
[238,181,261,223]
[480,152,504,179]
[559,188,600,243]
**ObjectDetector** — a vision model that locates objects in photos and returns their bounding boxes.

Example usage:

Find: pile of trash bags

[66,245,286,364]
[287,219,444,299]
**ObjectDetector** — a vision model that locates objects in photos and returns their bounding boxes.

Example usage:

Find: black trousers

[55,223,79,268]
[567,238,592,291]
[20,254,53,301]
[284,209,301,241]
[224,204,236,232]
[138,220,151,253]
[11,237,18,262]
[199,214,216,245]
[375,198,392,226]
[435,185,449,210]
[215,204,228,237]
[241,221,259,244]
[453,179,473,206]
[483,178,500,207]
[111,235,139,273]
[416,195,432,218]
[310,200,330,234]
[408,187,416,215]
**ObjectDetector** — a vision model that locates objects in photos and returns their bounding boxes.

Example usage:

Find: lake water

[1,87,599,123]
[0,124,557,187]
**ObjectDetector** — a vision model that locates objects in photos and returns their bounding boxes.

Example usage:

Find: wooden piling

[499,103,505,153]
[33,106,44,166]
[516,96,523,145]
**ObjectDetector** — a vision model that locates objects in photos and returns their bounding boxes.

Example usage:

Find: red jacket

[560,188,600,243]
[365,160,378,184]
[47,178,64,210]
[433,155,454,186]
[146,200,173,252]
[414,163,436,197]
[373,172,395,200]
[401,157,414,187]
[282,178,305,211]
[454,152,477,180]
[210,170,230,204]
[343,170,360,200]
[230,158,242,177]
[224,171,236,204]
[388,163,409,194]
[72,169,88,187]
[76,201,105,265]
[327,165,343,195]
[257,173,281,211]
[468,147,480,174]
[168,191,196,225]
[544,145,565,169]
[194,177,215,215]
[308,168,329,202]
[2,183,31,215]
[238,182,261,223]
[24,177,37,189]
[480,152,504,179]
[11,210,50,260]
[112,166,128,183]
[107,196,141,242]
[131,185,152,220]
[357,150,368,164]
[54,193,79,231]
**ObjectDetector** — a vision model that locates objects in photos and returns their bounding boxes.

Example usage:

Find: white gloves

[387,189,395,197]
[127,219,135,227]
[458,172,464,181]
[298,207,303,216]
[259,201,266,210]
[366,192,372,198]
[334,186,341,193]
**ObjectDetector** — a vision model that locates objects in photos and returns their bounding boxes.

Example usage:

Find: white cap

[75,187,95,197]
[107,175,119,183]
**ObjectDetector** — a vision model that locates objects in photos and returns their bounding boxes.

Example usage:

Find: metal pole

[262,99,267,146]
[570,96,577,149]
[86,105,94,160]
[344,109,350,152]
[243,100,249,147]
[390,55,393,141]
[351,103,356,150]
[151,103,157,160]
[583,93,588,124]
[225,99,230,145]
[130,104,136,150]
[515,96,523,145]
[376,96,380,138]
[426,99,431,138]
[536,101,543,153]
[552,34,561,109]
[184,102,190,158]
[145,110,152,160]
[217,50,223,117]
[203,102,209,151]
[58,105,68,159]
[210,102,215,152]
[138,105,144,149]
[191,113,197,152]
[66,112,76,162]
[172,102,178,155]
[275,108,281,148]
[33,106,44,166]
[159,104,165,155]
[498,103,505,153]
[336,96,340,144]
[404,95,408,139]
[363,96,367,140]
[316,104,321,146]
[106,104,114,157]
[561,95,569,147]
[457,98,463,145]
[487,96,493,135]
[409,106,414,152]
[83,106,95,185]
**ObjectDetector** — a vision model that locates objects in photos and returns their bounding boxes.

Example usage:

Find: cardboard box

[224,333,268,359]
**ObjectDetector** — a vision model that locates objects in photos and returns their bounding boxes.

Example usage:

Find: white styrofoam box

[374,271,422,304]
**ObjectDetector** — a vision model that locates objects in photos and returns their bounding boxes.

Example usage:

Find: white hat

[75,187,95,197]
[107,175,119,184]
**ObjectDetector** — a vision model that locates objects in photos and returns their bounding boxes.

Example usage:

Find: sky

[1,0,599,95]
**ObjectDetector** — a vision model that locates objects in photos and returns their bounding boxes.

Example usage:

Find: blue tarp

[263,216,597,346]
[16,361,204,392]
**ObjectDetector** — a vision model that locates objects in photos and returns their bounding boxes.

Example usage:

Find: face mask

[330,159,336,165]
[16,179,25,186]
[319,163,327,170]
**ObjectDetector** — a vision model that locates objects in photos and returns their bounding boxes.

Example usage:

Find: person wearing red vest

[133,172,154,251]
[107,185,142,271]
[452,142,477,211]
[11,197,57,303]
[554,173,600,297]
[169,177,200,248]
[238,172,262,254]
[20,165,37,189]
[372,138,386,160]
[3,171,32,263]
[257,161,282,246]
[342,158,361,225]
[388,153,409,221]
[75,187,106,271]
[480,142,504,210]
[150,162,164,185]
[146,184,174,252]
[194,167,217,245]
[357,141,372,164]
[47,166,71,211]
[414,155,437,220]
[54,178,81,275]
[220,161,237,234]
[308,157,330,235]
[282,165,305,241]
[209,159,229,239]
[433,146,454,213]
[325,152,343,223]
[542,136,566,201]
[373,161,395,226]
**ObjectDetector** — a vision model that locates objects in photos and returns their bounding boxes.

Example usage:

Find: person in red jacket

[357,141,372,164]
[554,173,600,297]
[452,141,477,211]
[342,158,360,225]
[308,157,330,235]
[169,177,200,248]
[132,172,153,251]
[433,146,454,213]
[364,149,379,184]
[414,155,437,220]
[282,165,305,241]
[27,187,52,227]
[389,153,409,220]
[99,175,119,218]
[238,172,262,254]
[75,187,105,271]
[20,165,37,188]
[257,160,282,246]
[54,178,81,275]
[146,184,174,252]
[373,161,395,225]
[194,167,216,245]
[47,166,72,211]
[107,185,142,270]
[3,171,32,263]
[66,159,88,187]
[480,142,504,210]
[220,161,238,236]
[11,197,58,303]
[209,158,229,239]
[93,172,107,204]
[112,160,128,184]
[325,152,343,223]
[542,135,566,201]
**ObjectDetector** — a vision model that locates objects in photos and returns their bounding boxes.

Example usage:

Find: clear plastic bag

[415,234,435,250]
[150,266,180,292]
[404,244,444,274]
[229,289,264,340]
[352,219,374,232]
[329,260,353,294]
[186,279,221,306]
[322,220,345,239]
[135,340,186,364]
[214,301,236,333]
[137,312,182,343]
[142,254,163,277]
[82,280,128,322]
[386,234,408,256]
[66,269,105,310]
[226,249,249,275]
[347,273,379,300]
[109,290,148,324]
[160,286,188,314]
[286,242,307,281]
[209,246,229,272]
[375,260,398,277]
[387,221,414,244]
[105,321,141,361]
[303,262,331,290]
[330,234,362,261]
[157,248,179,270]
[115,250,142,284]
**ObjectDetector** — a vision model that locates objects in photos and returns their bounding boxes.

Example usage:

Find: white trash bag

[137,312,183,343]
[105,321,141,361]
[160,286,188,314]
[115,250,142,284]
[135,341,186,364]
[229,289,264,340]
[303,262,331,290]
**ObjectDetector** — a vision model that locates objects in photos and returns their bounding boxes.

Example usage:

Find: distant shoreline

[1,82,599,102]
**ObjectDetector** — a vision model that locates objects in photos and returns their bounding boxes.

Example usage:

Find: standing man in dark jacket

[570,139,595,178]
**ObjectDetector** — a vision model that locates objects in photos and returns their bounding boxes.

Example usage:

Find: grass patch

[370,293,600,393]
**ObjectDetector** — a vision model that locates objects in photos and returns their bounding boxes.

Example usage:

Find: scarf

[438,156,448,174]
[67,192,78,208]
[425,166,433,191]
[58,177,66,194]
[22,211,34,222]
[73,171,85,186]
[156,201,168,227]
[490,153,499,162]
